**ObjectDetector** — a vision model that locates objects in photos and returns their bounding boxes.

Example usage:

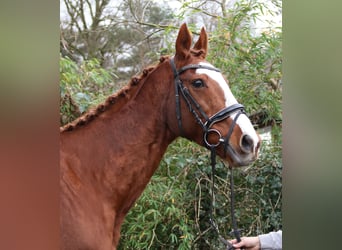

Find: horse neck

[111,60,176,146]
[108,64,176,154]
[61,60,177,203]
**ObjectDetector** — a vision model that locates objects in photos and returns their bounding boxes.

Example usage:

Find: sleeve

[258,230,282,250]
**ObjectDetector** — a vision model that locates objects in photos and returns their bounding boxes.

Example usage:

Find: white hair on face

[196,63,238,108]
[196,62,260,153]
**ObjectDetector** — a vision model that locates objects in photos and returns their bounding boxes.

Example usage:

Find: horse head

[167,23,261,167]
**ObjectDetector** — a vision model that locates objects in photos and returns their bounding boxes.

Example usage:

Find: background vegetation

[60,0,282,249]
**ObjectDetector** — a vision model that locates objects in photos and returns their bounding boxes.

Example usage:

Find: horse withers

[60,23,261,250]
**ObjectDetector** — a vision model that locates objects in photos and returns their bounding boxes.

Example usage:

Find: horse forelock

[60,56,170,133]
[190,48,206,58]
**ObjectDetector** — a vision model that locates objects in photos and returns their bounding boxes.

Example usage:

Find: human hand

[229,236,260,250]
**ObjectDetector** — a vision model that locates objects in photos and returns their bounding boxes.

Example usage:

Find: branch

[218,0,227,18]
[187,5,219,19]
[127,0,139,23]
[79,0,88,31]
[135,21,178,31]
[91,0,110,30]
[64,0,83,34]
[85,0,95,20]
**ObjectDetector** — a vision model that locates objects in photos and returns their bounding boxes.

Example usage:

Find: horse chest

[61,175,116,249]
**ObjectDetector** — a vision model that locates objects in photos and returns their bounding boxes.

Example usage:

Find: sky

[157,0,281,35]
[60,0,282,35]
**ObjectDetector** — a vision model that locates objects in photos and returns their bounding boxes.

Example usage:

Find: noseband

[170,58,245,152]
[170,57,247,249]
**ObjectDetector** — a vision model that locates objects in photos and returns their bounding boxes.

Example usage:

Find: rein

[170,58,245,249]
[209,147,242,250]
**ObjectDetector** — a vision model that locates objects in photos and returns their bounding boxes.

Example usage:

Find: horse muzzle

[204,124,261,167]
[225,140,260,167]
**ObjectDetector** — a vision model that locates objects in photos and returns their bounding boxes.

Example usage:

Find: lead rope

[229,165,242,244]
[209,146,242,250]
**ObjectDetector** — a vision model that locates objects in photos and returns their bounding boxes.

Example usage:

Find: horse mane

[60,55,170,133]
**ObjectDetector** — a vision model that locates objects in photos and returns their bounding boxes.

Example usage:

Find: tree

[60,0,112,61]
[60,0,174,80]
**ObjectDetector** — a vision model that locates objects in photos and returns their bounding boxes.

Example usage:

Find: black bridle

[170,57,245,150]
[170,57,245,249]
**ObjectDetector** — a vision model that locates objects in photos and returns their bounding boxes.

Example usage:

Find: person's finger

[229,239,238,244]
[232,241,245,248]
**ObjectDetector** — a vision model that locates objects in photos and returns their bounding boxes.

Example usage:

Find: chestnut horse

[60,24,261,250]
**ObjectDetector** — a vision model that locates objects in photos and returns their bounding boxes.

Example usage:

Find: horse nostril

[240,134,254,153]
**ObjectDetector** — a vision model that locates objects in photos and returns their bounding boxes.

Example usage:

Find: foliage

[118,138,281,249]
[206,1,282,127]
[60,0,282,249]
[61,0,174,81]
[60,56,118,125]
[118,142,197,249]
[118,139,209,249]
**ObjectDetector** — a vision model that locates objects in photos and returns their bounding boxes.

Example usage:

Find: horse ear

[175,23,192,60]
[193,27,208,58]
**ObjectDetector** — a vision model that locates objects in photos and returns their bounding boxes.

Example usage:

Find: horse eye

[192,79,205,88]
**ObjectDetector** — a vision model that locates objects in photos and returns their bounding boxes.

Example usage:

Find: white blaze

[196,62,260,153]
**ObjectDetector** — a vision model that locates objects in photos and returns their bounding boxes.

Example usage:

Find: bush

[60,56,118,125]
[118,137,281,249]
